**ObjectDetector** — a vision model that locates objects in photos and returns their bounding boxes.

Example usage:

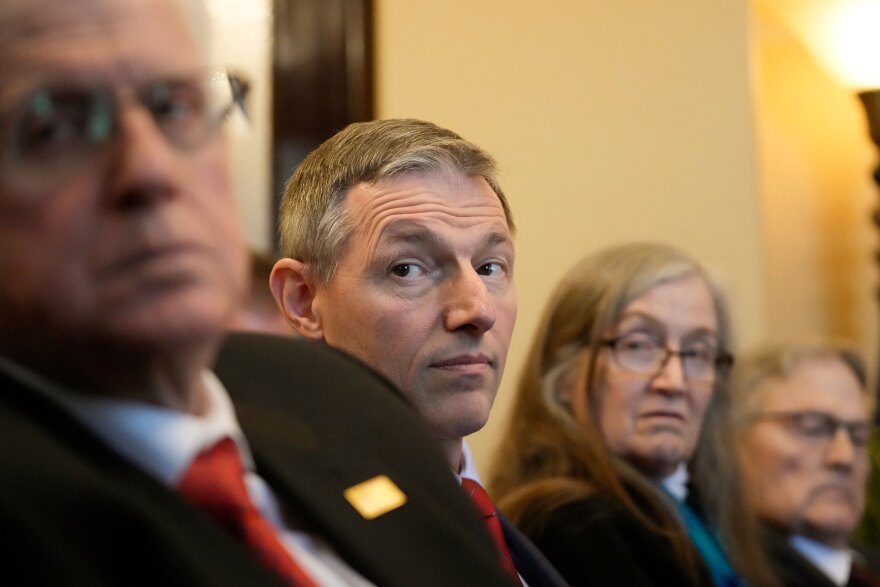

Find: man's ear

[270,258,324,340]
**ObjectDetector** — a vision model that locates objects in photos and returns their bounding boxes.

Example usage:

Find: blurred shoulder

[215,332,404,405]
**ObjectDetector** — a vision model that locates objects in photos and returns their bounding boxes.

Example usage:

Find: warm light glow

[761,0,880,90]
[206,0,271,24]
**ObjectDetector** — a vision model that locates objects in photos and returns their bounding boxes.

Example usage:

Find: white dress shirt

[459,439,484,484]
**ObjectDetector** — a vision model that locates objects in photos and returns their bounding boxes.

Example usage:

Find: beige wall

[375,0,768,473]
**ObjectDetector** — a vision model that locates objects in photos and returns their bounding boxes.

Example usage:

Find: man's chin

[95,292,233,351]
[802,521,858,548]
[427,403,492,441]
[627,442,688,478]
[802,506,861,546]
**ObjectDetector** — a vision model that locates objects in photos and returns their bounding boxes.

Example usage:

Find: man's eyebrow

[381,226,442,248]
[483,231,512,248]
[616,311,718,337]
[379,227,512,250]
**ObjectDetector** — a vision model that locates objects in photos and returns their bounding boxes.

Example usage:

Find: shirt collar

[0,354,251,487]
[458,439,484,484]
[659,463,689,501]
[789,534,852,586]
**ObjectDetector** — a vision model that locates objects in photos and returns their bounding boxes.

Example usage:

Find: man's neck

[2,335,219,415]
[442,437,464,474]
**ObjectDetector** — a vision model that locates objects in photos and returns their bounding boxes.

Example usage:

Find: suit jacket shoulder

[0,333,514,587]
[521,492,712,587]
[498,512,571,587]
[761,527,844,587]
[853,543,880,575]
[215,333,516,586]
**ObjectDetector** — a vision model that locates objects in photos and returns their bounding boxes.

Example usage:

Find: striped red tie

[179,438,317,587]
[461,478,520,582]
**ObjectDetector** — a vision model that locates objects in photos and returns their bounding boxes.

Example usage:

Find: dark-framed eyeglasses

[0,67,250,187]
[601,333,733,382]
[749,410,872,448]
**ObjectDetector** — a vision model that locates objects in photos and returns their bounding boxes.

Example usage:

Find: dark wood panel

[271,0,374,247]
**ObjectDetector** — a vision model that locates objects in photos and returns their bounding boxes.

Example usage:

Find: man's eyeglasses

[750,410,872,448]
[0,68,249,186]
[601,333,733,382]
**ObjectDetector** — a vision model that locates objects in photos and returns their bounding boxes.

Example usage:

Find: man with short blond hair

[272,118,567,586]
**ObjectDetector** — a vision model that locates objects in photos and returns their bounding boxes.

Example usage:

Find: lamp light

[772,0,880,92]
[760,0,880,290]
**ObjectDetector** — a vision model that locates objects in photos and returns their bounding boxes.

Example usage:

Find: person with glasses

[0,1,519,585]
[729,339,880,587]
[490,242,779,586]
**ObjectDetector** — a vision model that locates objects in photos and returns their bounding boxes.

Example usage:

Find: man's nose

[443,267,497,334]
[825,426,857,469]
[107,105,179,209]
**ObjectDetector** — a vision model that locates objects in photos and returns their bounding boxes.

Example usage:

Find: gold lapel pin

[343,475,408,520]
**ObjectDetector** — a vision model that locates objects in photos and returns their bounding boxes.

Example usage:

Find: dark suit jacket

[498,513,571,587]
[762,526,880,587]
[522,492,713,587]
[0,333,516,586]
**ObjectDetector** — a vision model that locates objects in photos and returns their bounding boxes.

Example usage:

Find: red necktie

[461,478,520,582]
[179,438,317,587]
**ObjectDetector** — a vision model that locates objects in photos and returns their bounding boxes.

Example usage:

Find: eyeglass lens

[767,411,872,447]
[2,69,247,183]
[608,334,722,381]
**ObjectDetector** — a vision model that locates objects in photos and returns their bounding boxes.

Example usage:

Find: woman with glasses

[727,339,877,587]
[490,242,777,586]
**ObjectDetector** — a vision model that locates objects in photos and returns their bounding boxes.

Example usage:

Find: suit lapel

[498,513,571,587]
[762,527,838,587]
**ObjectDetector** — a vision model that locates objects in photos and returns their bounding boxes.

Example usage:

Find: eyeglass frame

[0,67,250,188]
[747,409,873,449]
[600,334,734,382]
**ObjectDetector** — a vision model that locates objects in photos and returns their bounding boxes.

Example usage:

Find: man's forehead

[758,364,865,412]
[0,0,204,107]
[348,172,509,225]
[0,0,136,45]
